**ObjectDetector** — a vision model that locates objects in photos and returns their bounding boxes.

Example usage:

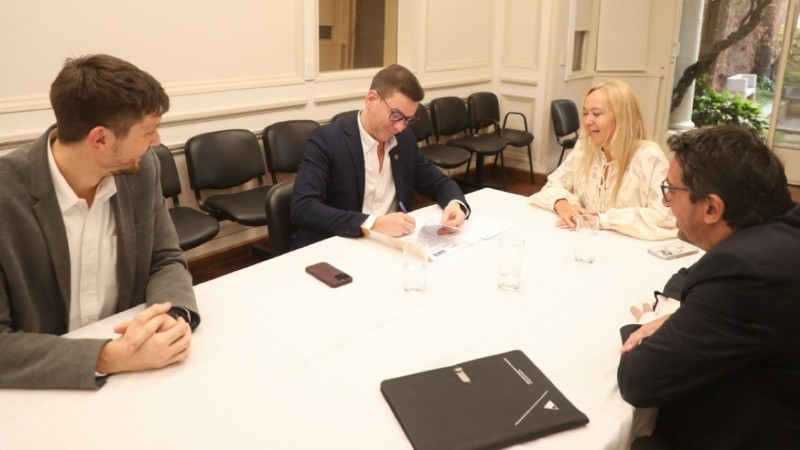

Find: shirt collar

[47,131,117,212]
[357,109,397,155]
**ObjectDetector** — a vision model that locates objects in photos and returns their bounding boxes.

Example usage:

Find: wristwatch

[167,306,200,332]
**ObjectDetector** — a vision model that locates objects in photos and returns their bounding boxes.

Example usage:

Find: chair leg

[500,152,508,191]
[490,154,498,174]
[463,155,473,180]
[526,143,534,184]
[558,146,567,166]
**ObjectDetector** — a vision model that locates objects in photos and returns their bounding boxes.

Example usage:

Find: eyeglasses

[660,179,689,203]
[379,94,418,126]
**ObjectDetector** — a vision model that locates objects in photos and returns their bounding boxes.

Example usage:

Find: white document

[460,212,515,239]
[366,212,515,261]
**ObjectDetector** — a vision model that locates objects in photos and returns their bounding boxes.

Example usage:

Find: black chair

[430,96,508,190]
[184,129,271,226]
[407,104,471,171]
[551,99,580,166]
[468,92,535,183]
[262,120,319,184]
[264,180,296,258]
[331,109,359,123]
[152,144,220,251]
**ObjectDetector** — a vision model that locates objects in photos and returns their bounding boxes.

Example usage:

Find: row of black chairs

[153,120,319,255]
[332,92,536,188]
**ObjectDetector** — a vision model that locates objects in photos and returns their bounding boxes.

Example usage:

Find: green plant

[692,87,768,135]
[757,75,774,94]
[755,76,775,109]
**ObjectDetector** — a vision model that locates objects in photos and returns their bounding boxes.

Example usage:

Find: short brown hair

[49,54,170,143]
[369,64,424,102]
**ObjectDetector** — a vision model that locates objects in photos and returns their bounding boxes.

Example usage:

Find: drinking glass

[498,235,525,291]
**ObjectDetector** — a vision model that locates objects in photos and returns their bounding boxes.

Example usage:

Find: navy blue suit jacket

[290,114,467,249]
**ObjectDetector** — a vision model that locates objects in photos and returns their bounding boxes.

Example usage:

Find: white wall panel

[503,0,541,69]
[0,0,304,123]
[424,0,493,71]
[596,0,651,71]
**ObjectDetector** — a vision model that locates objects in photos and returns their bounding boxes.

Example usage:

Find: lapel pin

[393,154,399,160]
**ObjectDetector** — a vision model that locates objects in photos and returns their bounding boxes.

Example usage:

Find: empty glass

[403,240,428,294]
[574,214,599,263]
[498,235,525,291]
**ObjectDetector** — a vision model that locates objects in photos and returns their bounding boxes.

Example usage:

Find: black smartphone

[305,262,353,288]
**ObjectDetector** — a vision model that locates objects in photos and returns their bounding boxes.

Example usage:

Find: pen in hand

[398,201,408,214]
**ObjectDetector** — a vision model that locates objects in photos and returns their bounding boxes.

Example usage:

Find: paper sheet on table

[365,212,515,261]
[460,212,515,239]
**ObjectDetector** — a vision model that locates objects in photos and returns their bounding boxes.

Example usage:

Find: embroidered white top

[529,140,677,240]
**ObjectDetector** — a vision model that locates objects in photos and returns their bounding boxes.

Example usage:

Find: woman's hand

[554,199,592,229]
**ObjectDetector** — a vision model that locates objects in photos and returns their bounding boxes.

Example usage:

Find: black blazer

[617,204,800,449]
[290,114,467,249]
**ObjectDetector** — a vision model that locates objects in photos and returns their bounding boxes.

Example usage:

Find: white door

[769,0,800,184]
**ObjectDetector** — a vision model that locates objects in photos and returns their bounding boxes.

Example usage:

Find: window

[572,30,588,71]
[319,0,398,72]
[567,0,593,78]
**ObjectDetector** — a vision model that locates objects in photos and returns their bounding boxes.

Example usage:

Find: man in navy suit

[291,64,468,249]
[617,125,800,448]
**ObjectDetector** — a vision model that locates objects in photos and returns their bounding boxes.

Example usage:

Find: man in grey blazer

[0,55,199,389]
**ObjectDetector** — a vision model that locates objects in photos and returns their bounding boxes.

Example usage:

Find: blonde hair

[576,80,647,202]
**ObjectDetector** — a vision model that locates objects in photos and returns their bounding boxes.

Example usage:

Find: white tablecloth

[0,188,700,450]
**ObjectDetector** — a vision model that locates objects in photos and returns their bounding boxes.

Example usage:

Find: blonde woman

[530,80,676,240]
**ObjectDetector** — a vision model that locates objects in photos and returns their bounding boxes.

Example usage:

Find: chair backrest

[184,129,266,192]
[550,99,580,138]
[430,96,470,138]
[467,92,501,131]
[265,180,296,258]
[331,109,359,123]
[407,103,433,143]
[152,144,182,204]
[263,120,319,184]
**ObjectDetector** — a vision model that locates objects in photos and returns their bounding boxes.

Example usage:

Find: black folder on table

[380,350,589,450]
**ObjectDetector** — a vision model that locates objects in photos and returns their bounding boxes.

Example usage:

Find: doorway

[318,0,398,72]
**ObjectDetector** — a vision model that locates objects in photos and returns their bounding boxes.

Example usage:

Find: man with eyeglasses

[617,125,800,448]
[291,64,469,249]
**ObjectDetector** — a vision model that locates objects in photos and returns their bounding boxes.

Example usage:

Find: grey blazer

[0,126,197,389]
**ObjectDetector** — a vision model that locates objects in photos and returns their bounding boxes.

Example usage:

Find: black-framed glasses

[660,179,689,202]
[379,94,418,126]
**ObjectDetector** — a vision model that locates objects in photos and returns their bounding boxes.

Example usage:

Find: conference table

[0,188,701,450]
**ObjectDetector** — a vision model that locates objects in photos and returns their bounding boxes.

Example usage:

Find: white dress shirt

[47,135,119,331]
[358,111,399,229]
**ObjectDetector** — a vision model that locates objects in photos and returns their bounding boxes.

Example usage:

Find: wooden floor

[187,165,800,285]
